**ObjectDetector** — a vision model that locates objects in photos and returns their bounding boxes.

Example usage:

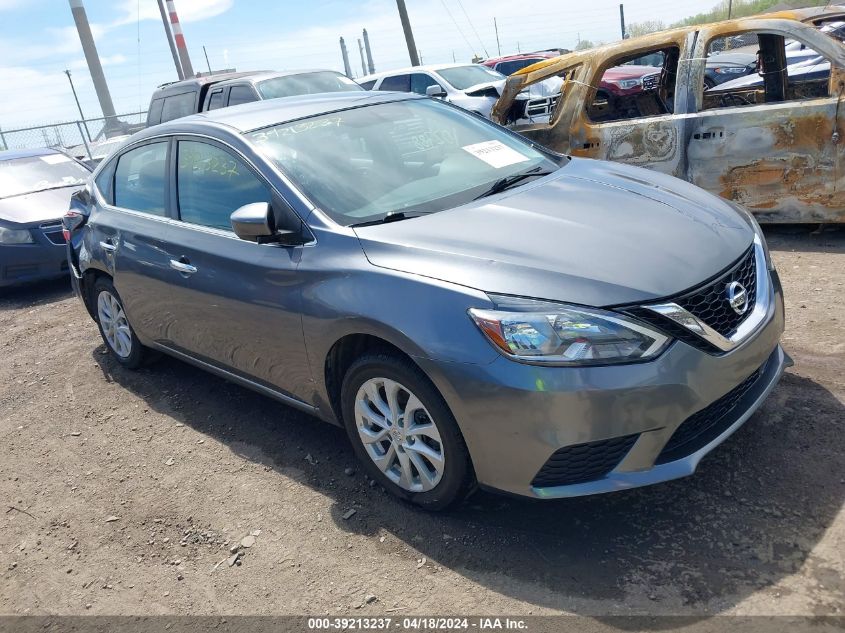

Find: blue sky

[0,0,721,129]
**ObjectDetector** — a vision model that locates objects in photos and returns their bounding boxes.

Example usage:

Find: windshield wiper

[473,166,556,200]
[351,211,424,228]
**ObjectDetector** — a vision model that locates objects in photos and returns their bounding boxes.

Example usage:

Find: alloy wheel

[354,377,445,492]
[96,290,132,359]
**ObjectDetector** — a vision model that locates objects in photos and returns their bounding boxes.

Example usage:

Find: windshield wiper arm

[351,211,422,228]
[473,166,555,200]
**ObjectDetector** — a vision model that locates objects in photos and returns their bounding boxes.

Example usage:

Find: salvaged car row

[494,10,845,223]
[0,7,841,511]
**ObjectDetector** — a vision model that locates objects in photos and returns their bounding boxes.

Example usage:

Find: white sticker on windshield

[462,141,530,169]
[40,154,71,165]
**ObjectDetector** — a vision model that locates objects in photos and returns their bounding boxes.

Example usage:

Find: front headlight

[616,78,643,89]
[715,67,746,74]
[0,226,34,244]
[468,295,670,366]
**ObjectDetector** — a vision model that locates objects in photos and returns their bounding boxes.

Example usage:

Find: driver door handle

[99,240,116,252]
[169,259,197,275]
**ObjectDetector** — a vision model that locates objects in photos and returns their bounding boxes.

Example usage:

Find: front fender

[297,228,498,419]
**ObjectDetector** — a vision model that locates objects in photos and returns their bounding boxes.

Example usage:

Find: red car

[598,65,661,97]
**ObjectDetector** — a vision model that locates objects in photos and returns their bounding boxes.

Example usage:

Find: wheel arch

[323,332,425,426]
[80,266,112,320]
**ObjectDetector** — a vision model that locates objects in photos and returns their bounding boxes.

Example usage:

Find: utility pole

[166,0,194,78]
[157,0,183,79]
[494,18,501,57]
[339,37,352,78]
[619,3,627,39]
[68,0,116,122]
[395,0,420,66]
[728,0,733,19]
[64,70,91,141]
[357,39,367,77]
[362,29,375,74]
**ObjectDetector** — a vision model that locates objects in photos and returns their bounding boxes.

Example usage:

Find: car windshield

[248,98,561,226]
[0,154,89,199]
[437,65,504,90]
[257,72,362,99]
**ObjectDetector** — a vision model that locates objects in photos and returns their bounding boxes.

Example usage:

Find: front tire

[340,352,474,511]
[92,278,146,370]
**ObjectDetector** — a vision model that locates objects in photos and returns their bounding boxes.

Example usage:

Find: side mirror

[231,202,275,242]
[426,85,447,99]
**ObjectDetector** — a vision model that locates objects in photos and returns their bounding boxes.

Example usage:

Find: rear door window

[113,142,169,216]
[379,74,412,92]
[360,80,377,90]
[176,140,271,231]
[228,85,258,106]
[161,92,196,122]
[206,88,225,110]
[588,46,679,122]
[147,98,164,125]
[94,159,116,204]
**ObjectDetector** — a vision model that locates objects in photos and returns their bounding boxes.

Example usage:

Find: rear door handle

[99,240,116,252]
[169,259,197,275]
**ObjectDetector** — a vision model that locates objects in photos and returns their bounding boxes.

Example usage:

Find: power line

[455,0,489,58]
[438,0,475,57]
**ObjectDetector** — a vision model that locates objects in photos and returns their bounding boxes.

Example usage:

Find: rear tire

[92,278,146,370]
[340,352,475,511]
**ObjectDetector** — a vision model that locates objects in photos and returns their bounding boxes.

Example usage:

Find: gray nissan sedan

[66,92,788,510]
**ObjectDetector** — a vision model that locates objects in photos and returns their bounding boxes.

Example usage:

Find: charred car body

[494,14,845,223]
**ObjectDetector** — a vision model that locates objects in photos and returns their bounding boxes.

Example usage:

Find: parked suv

[146,70,359,126]
[201,70,362,111]
[146,71,267,126]
[67,93,787,510]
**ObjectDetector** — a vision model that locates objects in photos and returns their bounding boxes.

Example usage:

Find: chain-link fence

[0,112,147,163]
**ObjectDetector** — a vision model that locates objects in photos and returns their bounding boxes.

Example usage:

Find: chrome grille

[642,73,660,91]
[525,95,559,117]
[675,246,757,338]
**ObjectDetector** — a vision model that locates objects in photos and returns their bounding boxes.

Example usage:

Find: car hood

[706,52,756,67]
[354,159,753,307]
[713,59,829,91]
[462,79,506,96]
[0,186,80,225]
[602,65,659,80]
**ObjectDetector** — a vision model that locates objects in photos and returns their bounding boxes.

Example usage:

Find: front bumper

[415,270,786,499]
[0,221,69,288]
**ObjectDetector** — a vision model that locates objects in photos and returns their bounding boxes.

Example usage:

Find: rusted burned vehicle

[493,14,845,222]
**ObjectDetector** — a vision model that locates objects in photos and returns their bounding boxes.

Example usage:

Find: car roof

[151,70,272,96]
[359,62,486,83]
[0,147,64,161]
[211,69,347,87]
[137,91,421,137]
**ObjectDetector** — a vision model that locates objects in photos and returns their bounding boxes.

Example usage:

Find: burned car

[494,15,845,223]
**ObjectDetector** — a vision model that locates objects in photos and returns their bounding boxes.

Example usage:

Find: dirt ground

[0,227,843,619]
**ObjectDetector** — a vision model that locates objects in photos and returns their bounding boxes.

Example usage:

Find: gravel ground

[0,227,842,618]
